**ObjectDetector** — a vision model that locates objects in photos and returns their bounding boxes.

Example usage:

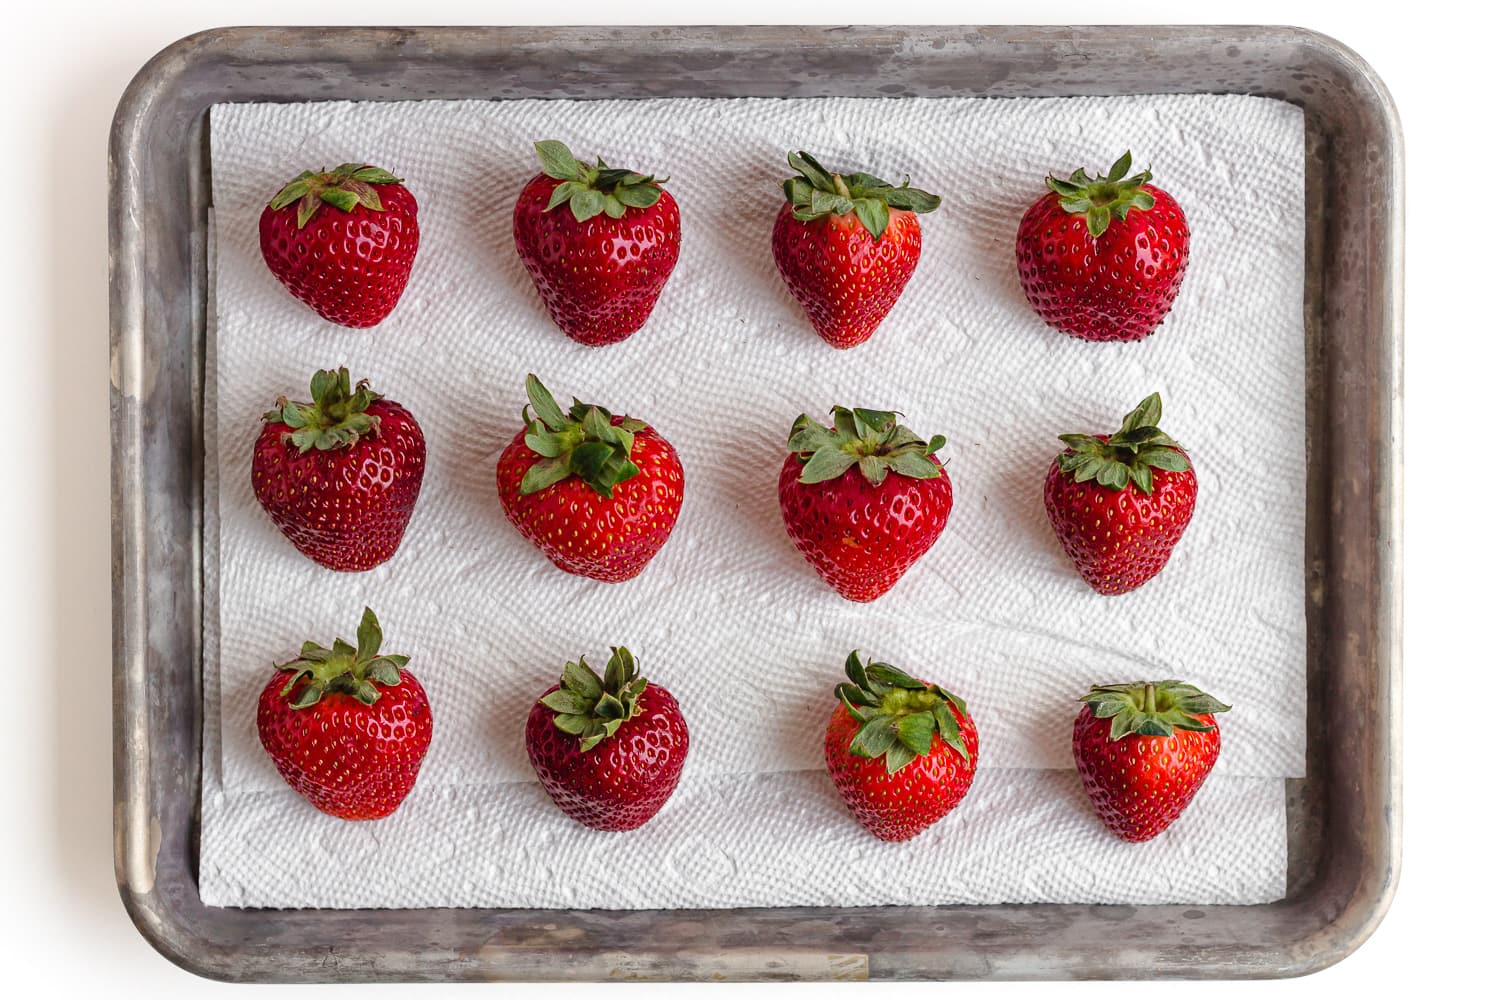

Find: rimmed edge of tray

[110,24,1402,982]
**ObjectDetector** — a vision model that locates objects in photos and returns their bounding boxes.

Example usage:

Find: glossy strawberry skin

[496,416,684,582]
[824,698,979,842]
[525,682,690,831]
[513,172,681,346]
[1072,706,1220,842]
[772,204,924,349]
[252,399,426,572]
[257,669,434,821]
[778,451,952,602]
[259,179,420,328]
[1016,182,1189,342]
[1043,436,1196,595]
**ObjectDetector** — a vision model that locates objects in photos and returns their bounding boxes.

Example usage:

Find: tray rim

[110,23,1403,983]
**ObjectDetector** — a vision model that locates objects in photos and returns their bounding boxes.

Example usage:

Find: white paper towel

[203,95,1305,908]
[200,767,1287,909]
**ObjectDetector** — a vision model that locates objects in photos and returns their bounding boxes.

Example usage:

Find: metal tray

[110,25,1402,982]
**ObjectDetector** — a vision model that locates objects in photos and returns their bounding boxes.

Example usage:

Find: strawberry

[1015,152,1189,342]
[257,608,434,821]
[496,374,684,582]
[1071,680,1230,842]
[778,406,951,602]
[259,163,419,328]
[1043,393,1196,595]
[513,139,680,346]
[525,647,690,831]
[252,367,426,572]
[824,652,978,841]
[772,151,941,349]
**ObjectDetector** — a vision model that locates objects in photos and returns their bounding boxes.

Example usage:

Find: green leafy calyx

[541,647,649,752]
[836,651,970,775]
[782,151,941,240]
[1056,392,1189,495]
[274,607,410,709]
[1081,680,1230,741]
[264,367,383,454]
[787,405,945,487]
[517,374,647,498]
[1046,150,1156,238]
[267,162,402,230]
[533,139,666,223]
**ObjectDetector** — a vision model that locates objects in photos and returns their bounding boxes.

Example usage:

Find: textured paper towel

[203,95,1305,908]
[200,767,1287,909]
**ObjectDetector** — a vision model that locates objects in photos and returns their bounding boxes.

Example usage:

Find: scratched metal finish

[109,25,1401,982]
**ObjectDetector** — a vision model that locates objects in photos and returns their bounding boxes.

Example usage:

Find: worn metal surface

[109,25,1402,982]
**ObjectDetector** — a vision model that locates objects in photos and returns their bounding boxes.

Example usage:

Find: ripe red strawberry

[252,367,426,572]
[257,608,434,821]
[1043,392,1196,595]
[525,646,690,831]
[1071,680,1230,842]
[824,652,978,841]
[496,374,684,582]
[513,139,680,346]
[259,163,419,328]
[778,406,952,601]
[772,151,941,349]
[1016,151,1189,342]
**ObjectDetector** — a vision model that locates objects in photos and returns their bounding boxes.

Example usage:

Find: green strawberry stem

[1046,151,1156,238]
[787,405,945,487]
[540,647,648,752]
[781,151,940,240]
[533,139,666,223]
[1080,680,1230,741]
[1055,392,1190,495]
[264,367,383,454]
[268,163,403,230]
[836,651,969,775]
[274,608,410,709]
[518,374,647,498]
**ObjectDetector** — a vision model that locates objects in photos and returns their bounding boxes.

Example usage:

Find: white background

[0,0,1485,995]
